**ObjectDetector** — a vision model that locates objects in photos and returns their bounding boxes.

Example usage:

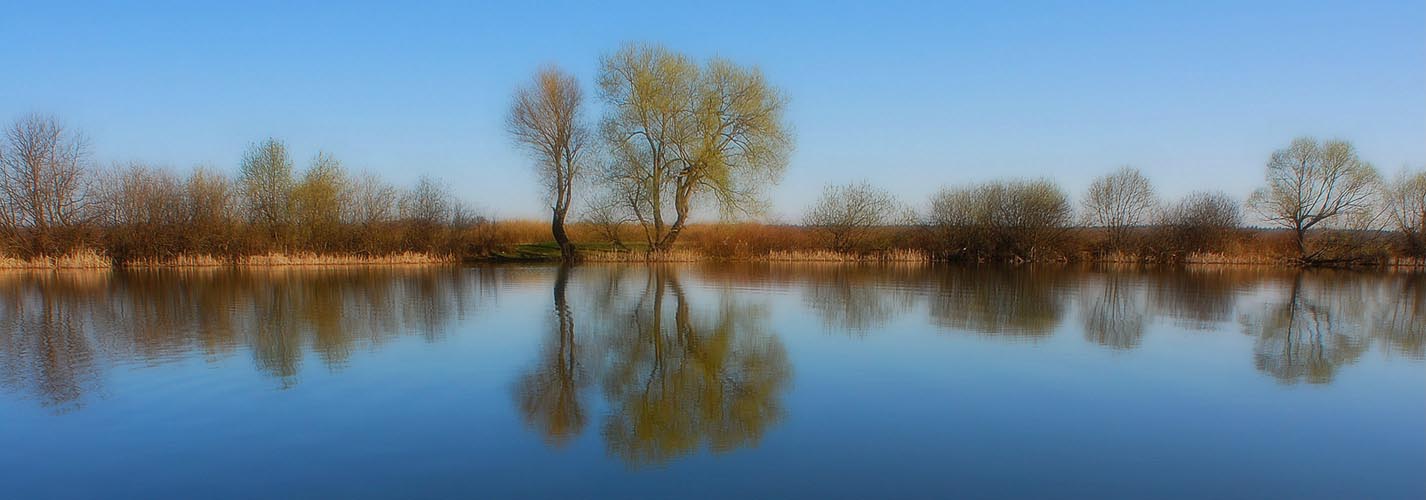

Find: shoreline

[10,249,1420,270]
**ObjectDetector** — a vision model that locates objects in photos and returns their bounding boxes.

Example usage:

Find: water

[0,264,1421,499]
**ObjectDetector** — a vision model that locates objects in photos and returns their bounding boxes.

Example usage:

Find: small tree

[803,181,902,252]
[238,138,295,245]
[292,152,348,251]
[1081,166,1157,251]
[928,179,1072,261]
[508,66,591,261]
[1161,190,1241,254]
[1382,168,1426,257]
[0,114,93,255]
[1247,137,1379,262]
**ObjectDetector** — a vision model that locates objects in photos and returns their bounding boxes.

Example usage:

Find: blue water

[0,265,1421,499]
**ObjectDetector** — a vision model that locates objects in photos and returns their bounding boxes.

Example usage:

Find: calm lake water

[1,264,1422,499]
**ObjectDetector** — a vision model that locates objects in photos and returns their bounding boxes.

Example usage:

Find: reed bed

[239,252,456,267]
[0,248,111,269]
[762,249,930,262]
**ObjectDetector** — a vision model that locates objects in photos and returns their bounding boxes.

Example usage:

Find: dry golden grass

[238,252,456,267]
[0,248,111,269]
[763,249,930,262]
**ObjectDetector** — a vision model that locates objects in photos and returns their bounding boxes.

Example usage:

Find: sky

[2,0,1422,221]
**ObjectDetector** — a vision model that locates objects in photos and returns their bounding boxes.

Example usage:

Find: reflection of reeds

[580,248,930,262]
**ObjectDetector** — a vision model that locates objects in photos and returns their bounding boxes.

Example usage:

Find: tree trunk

[552,208,575,261]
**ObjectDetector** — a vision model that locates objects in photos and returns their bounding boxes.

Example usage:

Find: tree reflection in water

[513,265,589,446]
[1078,272,1148,350]
[928,266,1070,339]
[0,267,499,410]
[514,265,792,466]
[1240,273,1373,384]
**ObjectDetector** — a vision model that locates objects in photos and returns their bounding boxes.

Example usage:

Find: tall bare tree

[803,181,903,252]
[598,43,792,251]
[0,114,93,255]
[1247,137,1380,262]
[1081,166,1157,250]
[508,66,591,260]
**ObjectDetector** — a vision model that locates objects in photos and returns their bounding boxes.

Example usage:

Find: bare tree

[598,43,792,251]
[238,138,295,243]
[0,114,93,255]
[1161,190,1241,254]
[508,66,591,261]
[928,178,1072,261]
[1247,137,1380,262]
[803,181,903,252]
[1081,166,1157,250]
[342,171,398,227]
[1381,168,1426,257]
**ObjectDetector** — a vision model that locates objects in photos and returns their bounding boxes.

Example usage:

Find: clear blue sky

[2,0,1422,221]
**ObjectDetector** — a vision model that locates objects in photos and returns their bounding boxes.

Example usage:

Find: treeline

[5,42,1423,267]
[0,115,497,265]
[794,140,1425,265]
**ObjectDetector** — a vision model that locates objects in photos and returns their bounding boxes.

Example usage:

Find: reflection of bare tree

[800,265,917,335]
[1078,273,1147,349]
[1147,268,1257,330]
[929,267,1067,339]
[0,267,495,409]
[0,273,102,412]
[593,267,791,466]
[513,265,589,446]
[1367,273,1424,359]
[1241,273,1370,384]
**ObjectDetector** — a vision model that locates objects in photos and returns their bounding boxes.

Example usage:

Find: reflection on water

[0,267,506,410]
[0,264,1421,479]
[1240,272,1424,384]
[516,266,790,466]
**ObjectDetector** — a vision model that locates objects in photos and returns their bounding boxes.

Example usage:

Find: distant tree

[1381,168,1426,257]
[1161,190,1241,254]
[1081,166,1157,250]
[400,175,454,250]
[238,138,295,243]
[292,152,348,251]
[598,43,792,251]
[342,171,398,227]
[1247,137,1380,262]
[928,179,1072,261]
[92,163,185,261]
[184,167,240,255]
[0,114,93,255]
[803,181,903,252]
[508,66,591,261]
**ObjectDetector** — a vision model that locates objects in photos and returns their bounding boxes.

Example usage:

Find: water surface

[1,265,1422,498]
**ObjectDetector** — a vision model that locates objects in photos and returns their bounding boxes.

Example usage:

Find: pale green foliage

[598,43,792,250]
[292,152,348,250]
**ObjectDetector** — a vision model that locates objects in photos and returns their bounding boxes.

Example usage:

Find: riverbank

[4,244,1422,270]
[0,250,457,270]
